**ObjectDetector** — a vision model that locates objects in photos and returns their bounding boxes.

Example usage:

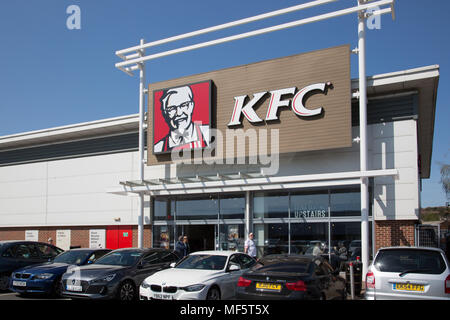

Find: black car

[0,240,64,291]
[236,254,346,300]
[9,248,111,296]
[61,248,179,300]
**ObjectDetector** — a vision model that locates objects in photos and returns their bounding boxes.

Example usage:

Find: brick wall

[375,220,416,251]
[0,225,153,249]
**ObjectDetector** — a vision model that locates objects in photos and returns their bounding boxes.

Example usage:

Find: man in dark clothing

[175,235,190,258]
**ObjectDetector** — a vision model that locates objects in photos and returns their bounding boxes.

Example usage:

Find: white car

[365,246,450,300]
[139,250,257,300]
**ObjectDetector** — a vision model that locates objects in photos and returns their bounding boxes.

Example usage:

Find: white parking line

[0,292,16,296]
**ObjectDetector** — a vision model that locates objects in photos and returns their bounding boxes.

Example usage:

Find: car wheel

[52,277,62,297]
[0,274,10,291]
[206,286,221,300]
[118,281,136,301]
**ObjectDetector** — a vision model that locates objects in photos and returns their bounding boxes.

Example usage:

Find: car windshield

[175,254,228,270]
[53,250,91,265]
[374,249,446,275]
[94,251,142,266]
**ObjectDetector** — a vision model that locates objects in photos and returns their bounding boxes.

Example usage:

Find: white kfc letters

[227,82,331,127]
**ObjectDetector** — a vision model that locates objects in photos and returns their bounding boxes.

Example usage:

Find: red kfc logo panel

[153,81,211,154]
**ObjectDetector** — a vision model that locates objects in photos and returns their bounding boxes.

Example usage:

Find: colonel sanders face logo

[153,82,211,154]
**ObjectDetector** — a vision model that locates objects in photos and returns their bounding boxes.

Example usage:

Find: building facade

[0,50,439,258]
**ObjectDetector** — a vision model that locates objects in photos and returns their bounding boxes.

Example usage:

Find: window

[253,191,289,218]
[290,190,328,220]
[142,252,162,265]
[330,188,361,217]
[175,195,219,220]
[228,254,241,269]
[238,254,256,269]
[15,244,39,259]
[36,244,59,260]
[220,194,245,219]
[87,250,110,264]
[254,223,289,257]
[1,247,15,258]
[374,249,446,274]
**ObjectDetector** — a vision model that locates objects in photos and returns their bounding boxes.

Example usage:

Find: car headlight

[181,284,206,292]
[92,274,116,283]
[141,281,150,289]
[34,273,54,280]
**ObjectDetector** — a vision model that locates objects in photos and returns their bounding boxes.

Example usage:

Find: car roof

[189,250,240,257]
[378,246,444,253]
[261,254,317,262]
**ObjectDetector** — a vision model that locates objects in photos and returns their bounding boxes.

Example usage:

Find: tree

[441,164,450,201]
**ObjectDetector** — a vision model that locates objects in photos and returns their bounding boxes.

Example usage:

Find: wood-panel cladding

[147,45,351,165]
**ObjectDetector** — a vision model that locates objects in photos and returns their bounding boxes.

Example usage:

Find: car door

[14,244,42,269]
[134,251,177,286]
[221,254,244,299]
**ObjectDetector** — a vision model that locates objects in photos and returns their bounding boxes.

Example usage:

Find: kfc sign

[153,81,211,154]
[228,82,332,126]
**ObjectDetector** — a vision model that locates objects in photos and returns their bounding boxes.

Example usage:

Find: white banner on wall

[89,229,106,248]
[56,230,71,250]
[25,230,39,241]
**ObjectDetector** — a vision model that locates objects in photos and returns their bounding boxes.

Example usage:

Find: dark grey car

[61,248,179,300]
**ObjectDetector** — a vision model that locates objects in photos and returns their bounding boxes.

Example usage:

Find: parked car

[9,248,111,296]
[0,240,63,291]
[365,246,450,300]
[139,250,257,300]
[61,248,179,300]
[236,254,347,300]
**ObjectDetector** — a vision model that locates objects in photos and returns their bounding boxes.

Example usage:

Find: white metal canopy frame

[114,0,396,282]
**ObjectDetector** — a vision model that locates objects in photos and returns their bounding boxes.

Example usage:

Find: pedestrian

[312,242,322,256]
[175,235,190,258]
[244,233,257,259]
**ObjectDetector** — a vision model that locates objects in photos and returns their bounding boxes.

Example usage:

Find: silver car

[365,246,450,300]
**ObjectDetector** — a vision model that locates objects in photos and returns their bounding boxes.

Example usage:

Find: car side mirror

[170,262,176,268]
[228,264,241,272]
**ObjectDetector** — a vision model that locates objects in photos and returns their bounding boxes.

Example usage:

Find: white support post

[137,38,145,249]
[357,3,370,283]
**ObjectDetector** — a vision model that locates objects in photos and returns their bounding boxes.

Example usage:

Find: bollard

[349,262,355,300]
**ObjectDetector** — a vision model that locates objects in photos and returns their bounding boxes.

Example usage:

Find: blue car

[9,248,111,297]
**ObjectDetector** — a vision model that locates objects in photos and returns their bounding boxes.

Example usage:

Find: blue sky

[0,0,448,207]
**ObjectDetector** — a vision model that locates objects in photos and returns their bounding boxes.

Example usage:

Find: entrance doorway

[182,225,215,253]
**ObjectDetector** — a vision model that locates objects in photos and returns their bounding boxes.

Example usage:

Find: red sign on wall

[152,80,212,155]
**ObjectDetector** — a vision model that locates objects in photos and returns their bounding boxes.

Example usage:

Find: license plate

[153,293,173,300]
[13,281,26,287]
[256,282,282,291]
[393,283,424,292]
[66,285,83,292]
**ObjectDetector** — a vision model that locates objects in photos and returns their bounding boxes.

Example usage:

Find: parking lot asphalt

[0,291,70,300]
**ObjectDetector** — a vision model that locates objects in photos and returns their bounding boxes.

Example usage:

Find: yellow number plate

[393,283,424,292]
[256,282,282,291]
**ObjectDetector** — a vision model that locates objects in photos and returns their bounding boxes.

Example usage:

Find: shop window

[290,190,329,220]
[153,198,174,221]
[175,195,219,220]
[218,224,244,252]
[219,194,245,219]
[254,223,289,257]
[153,225,174,250]
[330,187,361,217]
[290,223,328,255]
[253,191,289,219]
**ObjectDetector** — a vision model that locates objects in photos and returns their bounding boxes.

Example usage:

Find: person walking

[244,233,257,259]
[175,235,190,258]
